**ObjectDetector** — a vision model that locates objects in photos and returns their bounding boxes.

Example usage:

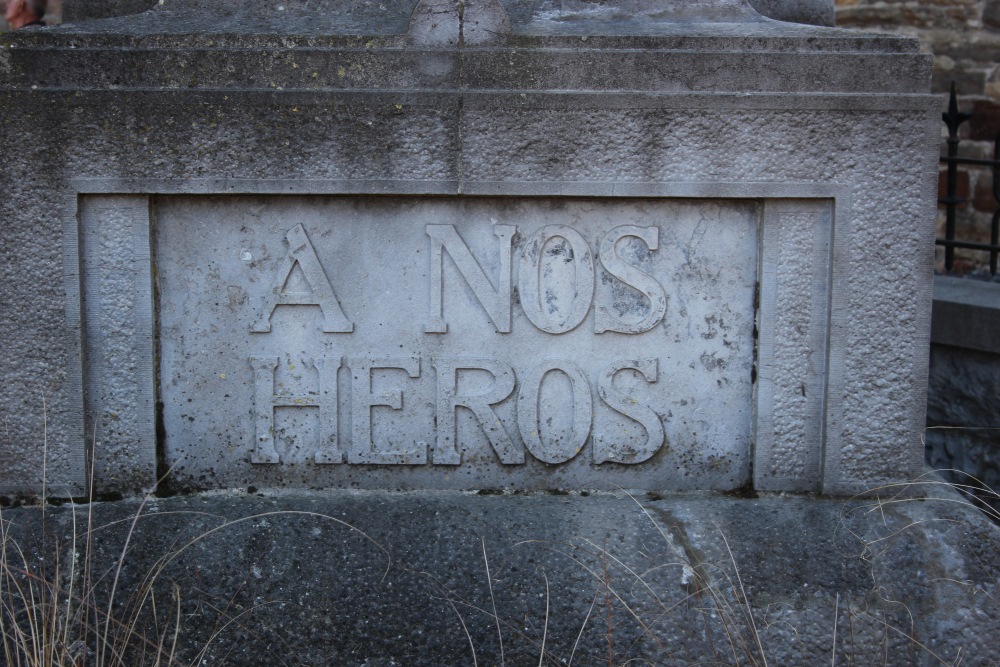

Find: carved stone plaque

[154,196,758,491]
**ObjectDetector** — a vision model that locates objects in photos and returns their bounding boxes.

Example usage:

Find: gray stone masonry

[0,0,938,497]
[926,277,1000,511]
[836,0,1000,276]
[27,0,838,28]
[0,487,997,666]
[61,0,158,23]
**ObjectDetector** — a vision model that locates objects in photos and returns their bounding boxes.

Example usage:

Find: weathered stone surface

[61,0,158,23]
[148,196,757,491]
[926,278,1000,509]
[47,0,839,30]
[0,0,937,497]
[927,344,1000,497]
[749,0,835,26]
[1,489,996,666]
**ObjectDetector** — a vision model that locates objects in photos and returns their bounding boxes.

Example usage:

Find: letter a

[251,224,353,333]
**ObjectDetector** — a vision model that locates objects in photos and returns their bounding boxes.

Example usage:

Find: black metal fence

[940,83,1000,276]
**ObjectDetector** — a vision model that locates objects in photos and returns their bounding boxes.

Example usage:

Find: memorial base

[2,483,996,665]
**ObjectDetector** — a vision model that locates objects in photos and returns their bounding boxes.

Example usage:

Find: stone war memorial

[1,0,998,664]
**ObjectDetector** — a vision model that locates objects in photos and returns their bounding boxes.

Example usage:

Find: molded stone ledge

[931,275,1000,354]
[57,0,837,28]
[0,44,932,95]
[47,0,820,35]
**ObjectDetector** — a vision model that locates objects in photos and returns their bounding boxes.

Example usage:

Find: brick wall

[837,0,1000,276]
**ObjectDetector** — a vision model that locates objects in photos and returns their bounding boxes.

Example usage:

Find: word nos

[249,222,672,467]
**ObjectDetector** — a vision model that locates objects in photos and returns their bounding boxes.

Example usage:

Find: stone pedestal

[0,0,938,497]
[2,5,995,667]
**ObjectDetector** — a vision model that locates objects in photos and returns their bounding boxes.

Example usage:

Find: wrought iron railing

[940,83,1000,276]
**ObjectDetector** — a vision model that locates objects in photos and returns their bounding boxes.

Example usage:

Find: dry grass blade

[99,490,155,666]
[190,598,294,667]
[482,538,505,667]
[1,416,389,667]
[444,594,478,667]
[830,592,839,667]
[717,527,768,667]
[566,592,598,667]
[1,501,388,667]
[602,536,613,667]
[537,571,549,667]
[420,566,568,666]
[855,608,958,667]
[164,583,181,667]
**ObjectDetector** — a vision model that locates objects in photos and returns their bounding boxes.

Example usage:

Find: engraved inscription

[349,357,425,464]
[252,223,353,333]
[519,226,595,334]
[424,223,671,335]
[245,219,716,466]
[517,360,593,464]
[595,227,667,334]
[594,359,663,464]
[251,356,341,464]
[155,196,759,487]
[248,354,661,466]
[432,357,519,465]
[425,225,516,334]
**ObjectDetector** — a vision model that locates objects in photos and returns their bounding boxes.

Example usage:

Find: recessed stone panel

[152,196,758,491]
